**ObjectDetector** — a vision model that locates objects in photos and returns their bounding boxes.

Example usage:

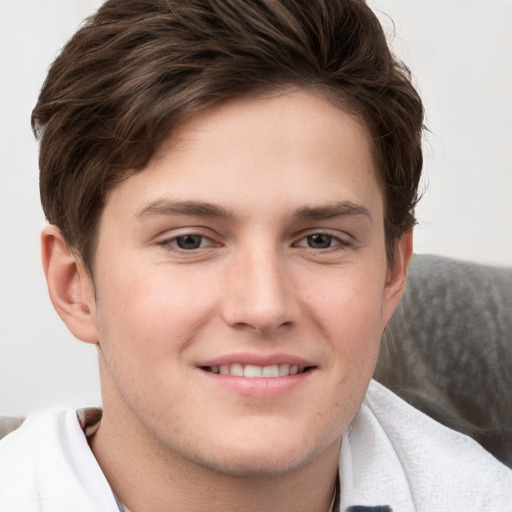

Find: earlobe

[41,225,99,344]
[382,229,414,324]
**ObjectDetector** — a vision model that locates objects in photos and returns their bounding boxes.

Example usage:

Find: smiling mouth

[201,363,314,378]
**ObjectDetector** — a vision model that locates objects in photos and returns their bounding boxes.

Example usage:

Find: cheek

[94,264,219,363]
[309,267,386,373]
[310,265,386,330]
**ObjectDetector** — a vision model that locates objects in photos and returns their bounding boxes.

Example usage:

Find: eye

[174,234,207,250]
[305,233,334,249]
[159,233,216,252]
[295,232,347,250]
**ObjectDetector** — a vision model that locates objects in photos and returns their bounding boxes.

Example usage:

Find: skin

[42,91,412,512]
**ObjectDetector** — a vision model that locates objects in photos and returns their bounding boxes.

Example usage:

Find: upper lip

[198,353,316,369]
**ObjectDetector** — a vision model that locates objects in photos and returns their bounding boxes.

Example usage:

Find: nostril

[229,319,293,335]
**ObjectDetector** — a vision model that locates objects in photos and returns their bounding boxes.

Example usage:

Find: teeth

[262,365,279,377]
[207,363,307,378]
[278,363,290,376]
[230,363,244,377]
[244,364,262,377]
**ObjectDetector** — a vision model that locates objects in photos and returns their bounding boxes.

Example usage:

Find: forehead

[103,91,382,224]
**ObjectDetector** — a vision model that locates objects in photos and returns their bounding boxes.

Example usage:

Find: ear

[381,229,414,326]
[41,225,99,344]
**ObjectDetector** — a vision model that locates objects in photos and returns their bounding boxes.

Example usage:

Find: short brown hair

[32,0,424,270]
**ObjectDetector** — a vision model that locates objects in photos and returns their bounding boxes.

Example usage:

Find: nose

[221,246,297,334]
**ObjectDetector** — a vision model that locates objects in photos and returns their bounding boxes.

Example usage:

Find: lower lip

[199,369,315,398]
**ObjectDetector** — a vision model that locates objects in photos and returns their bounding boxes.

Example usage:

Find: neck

[91,404,340,512]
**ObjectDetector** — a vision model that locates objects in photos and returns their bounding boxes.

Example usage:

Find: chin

[197,444,318,478]
[186,426,340,479]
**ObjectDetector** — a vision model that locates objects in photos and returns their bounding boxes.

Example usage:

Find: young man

[0,1,510,510]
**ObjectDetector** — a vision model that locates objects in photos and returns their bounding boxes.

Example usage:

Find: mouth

[200,363,314,378]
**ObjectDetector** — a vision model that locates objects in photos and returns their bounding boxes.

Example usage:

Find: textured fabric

[0,381,510,511]
[339,381,512,511]
[0,408,117,511]
[375,254,512,467]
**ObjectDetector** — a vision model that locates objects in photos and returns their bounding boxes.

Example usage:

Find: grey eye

[176,234,204,250]
[306,234,333,249]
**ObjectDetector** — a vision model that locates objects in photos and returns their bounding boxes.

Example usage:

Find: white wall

[370,0,512,265]
[0,1,104,416]
[1,1,511,416]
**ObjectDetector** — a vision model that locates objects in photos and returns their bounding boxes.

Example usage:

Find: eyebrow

[294,201,372,222]
[135,199,234,220]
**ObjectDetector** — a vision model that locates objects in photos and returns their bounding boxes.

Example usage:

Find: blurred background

[1,0,511,416]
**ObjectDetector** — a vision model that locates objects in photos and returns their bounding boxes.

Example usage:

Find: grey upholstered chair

[375,254,512,467]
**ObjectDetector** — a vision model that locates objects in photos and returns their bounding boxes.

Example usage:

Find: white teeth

[278,363,290,376]
[207,363,307,377]
[244,364,262,378]
[230,363,244,377]
[262,365,279,377]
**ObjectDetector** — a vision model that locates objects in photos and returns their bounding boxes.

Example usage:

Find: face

[78,91,408,477]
